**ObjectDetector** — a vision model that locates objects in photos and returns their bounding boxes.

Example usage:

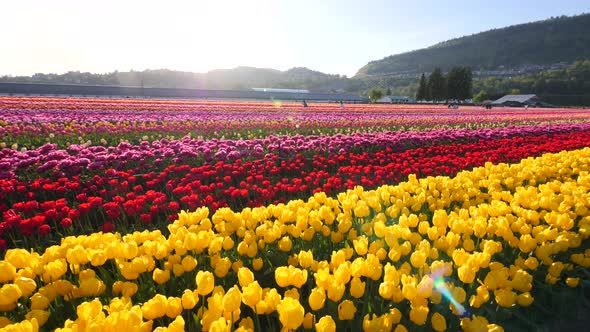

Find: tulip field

[1,97,590,332]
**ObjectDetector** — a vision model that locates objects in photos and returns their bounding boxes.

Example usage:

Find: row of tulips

[2,128,590,251]
[3,98,590,150]
[6,96,590,115]
[3,122,590,180]
[0,148,589,331]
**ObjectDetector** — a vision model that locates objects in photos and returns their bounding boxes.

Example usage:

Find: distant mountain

[355,14,590,77]
[2,14,590,104]
[0,66,349,93]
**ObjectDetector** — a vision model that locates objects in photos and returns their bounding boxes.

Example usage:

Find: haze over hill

[2,14,589,103]
[1,67,349,94]
[355,14,590,77]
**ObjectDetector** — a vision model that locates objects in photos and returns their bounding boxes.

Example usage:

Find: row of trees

[473,60,590,105]
[416,66,473,102]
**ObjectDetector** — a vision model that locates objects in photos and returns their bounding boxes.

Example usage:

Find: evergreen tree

[386,87,392,96]
[446,66,473,101]
[458,67,473,100]
[446,67,462,100]
[428,68,446,102]
[416,73,427,100]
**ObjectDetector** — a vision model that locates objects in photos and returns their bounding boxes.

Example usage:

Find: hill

[2,14,590,104]
[355,14,590,77]
[0,67,349,93]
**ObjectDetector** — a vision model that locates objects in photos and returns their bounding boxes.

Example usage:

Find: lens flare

[430,265,468,317]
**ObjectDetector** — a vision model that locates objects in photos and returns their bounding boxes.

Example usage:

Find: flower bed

[2,128,590,250]
[0,148,589,331]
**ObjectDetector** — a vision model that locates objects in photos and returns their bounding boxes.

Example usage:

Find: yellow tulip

[152,268,170,285]
[238,317,254,331]
[315,316,336,332]
[308,287,325,311]
[166,297,183,319]
[14,277,36,297]
[409,303,428,326]
[0,284,22,306]
[0,316,11,328]
[276,297,304,330]
[214,258,232,278]
[431,312,447,332]
[4,249,31,269]
[303,312,315,329]
[516,292,534,306]
[263,288,281,313]
[166,315,185,332]
[181,289,198,310]
[237,267,254,287]
[222,286,242,313]
[334,263,352,284]
[53,280,74,297]
[252,258,264,271]
[566,277,580,287]
[0,318,38,332]
[25,309,49,327]
[494,288,517,307]
[196,271,215,296]
[120,282,138,297]
[298,250,314,269]
[0,262,16,283]
[105,297,132,314]
[30,293,50,310]
[338,300,357,320]
[460,315,491,332]
[141,294,167,320]
[181,256,198,272]
[327,282,346,302]
[278,237,293,252]
[410,250,427,268]
[353,236,369,256]
[458,264,476,284]
[241,281,262,309]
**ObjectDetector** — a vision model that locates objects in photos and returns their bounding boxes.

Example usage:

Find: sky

[1,0,588,78]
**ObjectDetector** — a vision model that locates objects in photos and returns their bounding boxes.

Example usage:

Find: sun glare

[147,1,285,73]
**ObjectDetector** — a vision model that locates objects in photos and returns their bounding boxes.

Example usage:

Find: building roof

[0,82,368,102]
[492,94,538,105]
[252,88,309,93]
[376,95,414,103]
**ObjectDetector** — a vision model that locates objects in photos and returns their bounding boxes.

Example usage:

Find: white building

[376,95,415,104]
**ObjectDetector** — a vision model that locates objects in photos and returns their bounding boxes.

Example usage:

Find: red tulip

[102,221,115,233]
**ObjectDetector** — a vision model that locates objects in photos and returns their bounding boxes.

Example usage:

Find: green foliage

[355,14,590,76]
[474,60,590,105]
[447,67,473,100]
[416,74,428,100]
[473,90,490,103]
[368,88,384,102]
[428,68,446,101]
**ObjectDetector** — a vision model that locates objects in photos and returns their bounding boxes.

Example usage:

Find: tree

[386,87,392,96]
[368,88,384,103]
[428,68,446,102]
[447,66,473,100]
[459,67,473,100]
[473,90,489,103]
[416,73,427,100]
[446,67,462,100]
